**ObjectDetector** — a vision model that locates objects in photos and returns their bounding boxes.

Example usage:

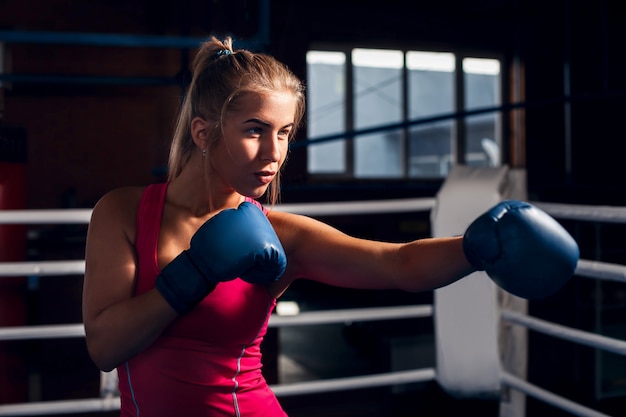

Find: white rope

[271,368,436,397]
[0,198,436,226]
[501,371,612,417]
[575,259,626,283]
[501,309,626,356]
[6,257,625,285]
[0,369,435,415]
[0,199,620,224]
[269,198,437,216]
[0,324,84,341]
[0,209,92,224]
[268,304,432,327]
[0,397,120,416]
[0,260,85,276]
[531,201,626,224]
[0,305,430,341]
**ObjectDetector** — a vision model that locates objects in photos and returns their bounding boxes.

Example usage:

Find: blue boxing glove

[463,200,579,299]
[156,202,286,313]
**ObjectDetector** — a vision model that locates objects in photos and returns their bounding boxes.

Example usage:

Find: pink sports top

[117,182,287,417]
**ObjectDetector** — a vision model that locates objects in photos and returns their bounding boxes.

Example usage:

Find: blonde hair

[167,36,306,206]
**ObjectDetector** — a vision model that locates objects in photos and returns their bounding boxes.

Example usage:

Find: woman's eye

[248,127,262,135]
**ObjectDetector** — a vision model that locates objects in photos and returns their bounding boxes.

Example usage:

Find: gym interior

[1,1,625,416]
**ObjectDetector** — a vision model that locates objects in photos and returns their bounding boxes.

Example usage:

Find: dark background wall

[2,0,625,210]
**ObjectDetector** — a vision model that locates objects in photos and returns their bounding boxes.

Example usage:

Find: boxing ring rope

[502,310,626,356]
[500,372,612,417]
[0,199,624,416]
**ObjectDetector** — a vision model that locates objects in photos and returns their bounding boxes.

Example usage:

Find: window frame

[304,43,508,181]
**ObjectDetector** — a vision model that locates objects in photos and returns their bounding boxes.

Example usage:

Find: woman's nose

[262,134,282,162]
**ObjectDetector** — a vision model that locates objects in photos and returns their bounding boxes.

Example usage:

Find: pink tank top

[117,182,287,417]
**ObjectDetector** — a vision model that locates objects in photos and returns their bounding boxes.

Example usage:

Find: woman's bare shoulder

[89,186,148,234]
[93,186,146,212]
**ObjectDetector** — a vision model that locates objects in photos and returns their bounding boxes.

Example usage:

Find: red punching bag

[0,126,28,403]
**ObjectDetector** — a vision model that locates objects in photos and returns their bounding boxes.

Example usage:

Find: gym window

[305,47,503,179]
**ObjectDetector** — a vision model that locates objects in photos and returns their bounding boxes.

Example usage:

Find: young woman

[82,36,578,417]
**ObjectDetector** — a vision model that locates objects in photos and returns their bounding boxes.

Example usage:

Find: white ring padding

[532,201,626,224]
[271,368,436,397]
[269,197,437,216]
[501,372,612,417]
[576,259,626,283]
[432,165,511,399]
[0,209,92,224]
[0,397,120,416]
[502,310,626,356]
[0,324,84,341]
[268,305,432,327]
[0,260,85,276]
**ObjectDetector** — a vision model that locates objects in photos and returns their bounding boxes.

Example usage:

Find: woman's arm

[268,211,474,294]
[82,188,178,372]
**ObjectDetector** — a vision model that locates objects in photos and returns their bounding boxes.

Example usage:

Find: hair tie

[216,49,232,58]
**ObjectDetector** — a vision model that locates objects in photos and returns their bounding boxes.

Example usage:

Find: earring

[202,149,207,158]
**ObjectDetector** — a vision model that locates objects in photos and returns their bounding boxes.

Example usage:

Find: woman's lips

[255,171,275,184]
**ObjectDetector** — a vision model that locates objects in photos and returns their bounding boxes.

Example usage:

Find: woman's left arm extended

[268,211,474,293]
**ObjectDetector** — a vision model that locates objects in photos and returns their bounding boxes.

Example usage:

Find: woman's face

[210,91,297,198]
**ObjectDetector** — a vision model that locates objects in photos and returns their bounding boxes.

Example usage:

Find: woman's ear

[191,117,213,150]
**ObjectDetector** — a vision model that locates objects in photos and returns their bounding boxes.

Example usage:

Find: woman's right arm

[82,187,178,372]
